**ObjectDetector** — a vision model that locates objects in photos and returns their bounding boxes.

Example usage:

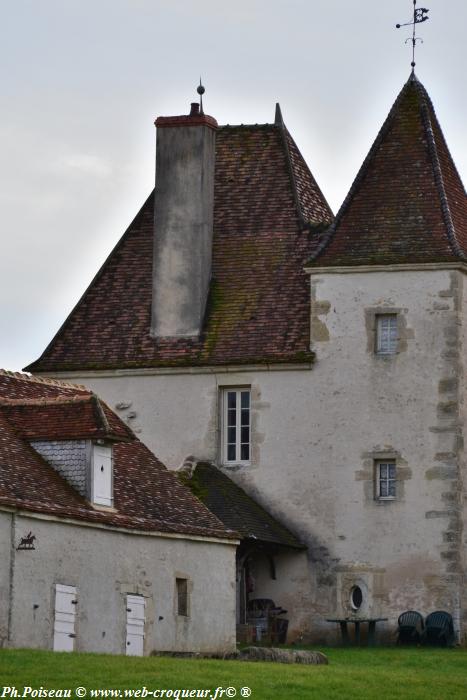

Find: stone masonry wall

[47,268,467,644]
[30,440,88,497]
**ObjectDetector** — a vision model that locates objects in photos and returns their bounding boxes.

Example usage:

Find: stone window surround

[365,306,411,356]
[356,449,411,504]
[372,451,404,503]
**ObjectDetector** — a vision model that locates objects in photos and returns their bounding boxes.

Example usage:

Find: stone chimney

[151,102,218,337]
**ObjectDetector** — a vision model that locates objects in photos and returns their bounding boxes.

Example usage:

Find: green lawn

[0,648,466,700]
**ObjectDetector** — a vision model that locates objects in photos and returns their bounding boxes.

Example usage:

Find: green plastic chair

[422,611,454,646]
[397,611,424,645]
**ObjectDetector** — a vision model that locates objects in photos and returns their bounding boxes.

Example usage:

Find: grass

[0,647,467,700]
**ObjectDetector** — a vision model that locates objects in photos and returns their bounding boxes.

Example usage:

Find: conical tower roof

[309,74,467,267]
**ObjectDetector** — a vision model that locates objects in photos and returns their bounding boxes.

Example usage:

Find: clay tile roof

[308,74,467,268]
[0,395,133,442]
[182,462,304,549]
[0,371,236,540]
[25,117,332,373]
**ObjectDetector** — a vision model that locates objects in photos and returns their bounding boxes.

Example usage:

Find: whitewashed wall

[2,512,236,654]
[0,511,12,647]
[47,268,466,643]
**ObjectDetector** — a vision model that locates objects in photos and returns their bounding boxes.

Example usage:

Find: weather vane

[396,0,429,70]
[197,78,205,114]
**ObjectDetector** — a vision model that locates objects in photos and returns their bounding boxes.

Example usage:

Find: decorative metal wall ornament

[396,0,430,70]
[17,531,36,550]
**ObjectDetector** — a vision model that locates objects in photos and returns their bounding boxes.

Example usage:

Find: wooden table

[326,618,388,646]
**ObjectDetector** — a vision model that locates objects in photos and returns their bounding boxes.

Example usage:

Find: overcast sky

[1,0,466,371]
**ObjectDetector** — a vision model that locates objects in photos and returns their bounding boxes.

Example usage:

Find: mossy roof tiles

[0,370,236,540]
[25,122,332,372]
[0,394,133,442]
[309,74,467,267]
[184,461,304,549]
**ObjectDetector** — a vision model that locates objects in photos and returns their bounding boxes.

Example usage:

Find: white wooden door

[93,445,113,506]
[53,584,77,652]
[126,595,145,656]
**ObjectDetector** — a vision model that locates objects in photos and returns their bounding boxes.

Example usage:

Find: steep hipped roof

[309,74,467,267]
[0,395,133,442]
[182,462,304,549]
[0,371,236,540]
[26,117,332,373]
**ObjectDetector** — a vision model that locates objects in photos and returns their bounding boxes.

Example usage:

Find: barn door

[53,584,77,652]
[126,595,145,656]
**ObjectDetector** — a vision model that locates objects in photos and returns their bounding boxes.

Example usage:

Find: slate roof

[26,115,332,372]
[182,462,304,549]
[309,74,467,267]
[0,371,236,540]
[0,395,133,442]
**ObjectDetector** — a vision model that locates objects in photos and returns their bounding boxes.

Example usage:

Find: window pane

[388,481,396,497]
[380,480,388,497]
[388,464,396,478]
[380,464,388,478]
[223,388,251,464]
[377,315,397,354]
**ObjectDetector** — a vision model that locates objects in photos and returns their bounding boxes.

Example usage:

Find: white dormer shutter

[92,444,113,507]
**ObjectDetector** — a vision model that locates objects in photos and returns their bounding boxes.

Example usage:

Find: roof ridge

[274,105,333,228]
[284,127,334,226]
[219,123,276,130]
[414,81,467,261]
[275,106,306,227]
[0,395,92,406]
[91,393,112,435]
[0,369,88,391]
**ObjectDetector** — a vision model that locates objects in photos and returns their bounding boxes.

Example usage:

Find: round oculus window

[350,585,363,610]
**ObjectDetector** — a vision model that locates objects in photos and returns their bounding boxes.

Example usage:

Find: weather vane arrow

[396,1,430,70]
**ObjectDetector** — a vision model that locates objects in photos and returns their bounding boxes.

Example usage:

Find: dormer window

[91,443,113,507]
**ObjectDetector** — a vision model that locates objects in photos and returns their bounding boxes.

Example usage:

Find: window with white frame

[222,388,251,464]
[376,314,398,354]
[376,461,396,500]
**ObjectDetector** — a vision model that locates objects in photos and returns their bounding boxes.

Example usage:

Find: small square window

[221,388,251,464]
[176,578,188,616]
[376,461,396,500]
[376,314,398,355]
